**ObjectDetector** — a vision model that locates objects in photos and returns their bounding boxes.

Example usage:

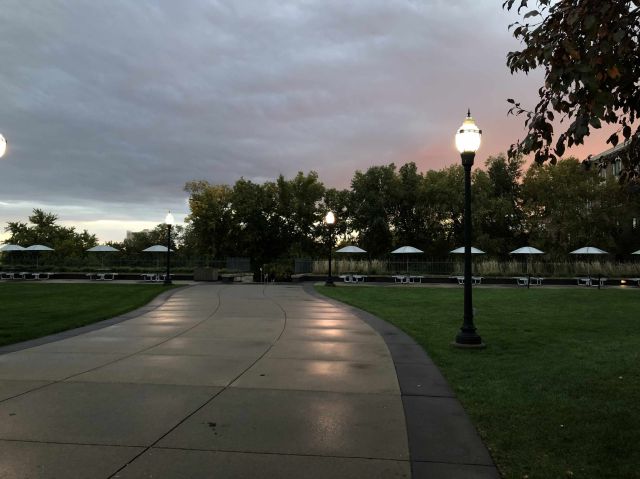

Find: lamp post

[325,211,335,286]
[164,211,175,285]
[453,110,485,348]
[0,134,7,158]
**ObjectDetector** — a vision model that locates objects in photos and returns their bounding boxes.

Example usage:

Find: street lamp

[0,134,7,158]
[325,211,335,286]
[453,110,485,348]
[164,211,175,285]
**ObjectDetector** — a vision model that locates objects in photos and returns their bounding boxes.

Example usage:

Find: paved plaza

[0,284,498,478]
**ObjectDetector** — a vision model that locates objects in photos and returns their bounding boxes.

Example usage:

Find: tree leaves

[504,0,640,172]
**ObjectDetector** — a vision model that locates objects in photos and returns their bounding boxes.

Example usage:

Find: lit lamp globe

[325,211,335,225]
[165,211,175,226]
[0,134,7,158]
[455,111,482,162]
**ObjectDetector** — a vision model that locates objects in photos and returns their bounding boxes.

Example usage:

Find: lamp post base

[452,328,485,349]
[164,279,172,286]
[324,279,335,287]
[451,341,486,349]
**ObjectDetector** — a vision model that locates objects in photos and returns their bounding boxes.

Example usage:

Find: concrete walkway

[0,284,498,478]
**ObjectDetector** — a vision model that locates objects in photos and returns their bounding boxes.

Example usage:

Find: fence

[0,254,252,273]
[311,258,640,277]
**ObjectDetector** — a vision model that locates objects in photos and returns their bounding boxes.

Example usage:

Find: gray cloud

[0,0,552,240]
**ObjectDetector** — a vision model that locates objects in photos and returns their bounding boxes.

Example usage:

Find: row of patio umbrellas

[0,243,173,268]
[0,244,173,253]
[336,245,640,256]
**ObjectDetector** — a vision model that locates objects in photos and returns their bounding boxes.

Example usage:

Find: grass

[316,285,640,479]
[0,283,174,347]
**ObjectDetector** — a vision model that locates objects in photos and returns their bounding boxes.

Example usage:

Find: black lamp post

[453,110,485,348]
[325,211,335,286]
[164,211,174,285]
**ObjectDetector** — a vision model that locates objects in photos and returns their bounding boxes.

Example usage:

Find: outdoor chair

[353,275,367,282]
[141,273,160,282]
[0,272,16,280]
[515,276,529,286]
[339,274,354,283]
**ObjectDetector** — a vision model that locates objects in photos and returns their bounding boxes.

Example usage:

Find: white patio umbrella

[391,246,423,273]
[0,244,25,267]
[569,247,608,255]
[142,245,173,253]
[0,244,25,252]
[143,245,173,269]
[450,246,486,254]
[335,246,367,253]
[25,244,54,268]
[569,246,608,275]
[87,245,120,268]
[631,249,640,255]
[510,246,545,274]
[335,246,366,275]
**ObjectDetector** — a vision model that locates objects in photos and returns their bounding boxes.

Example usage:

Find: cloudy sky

[0,1,613,242]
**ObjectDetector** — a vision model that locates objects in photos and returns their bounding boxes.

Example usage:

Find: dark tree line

[182,155,640,261]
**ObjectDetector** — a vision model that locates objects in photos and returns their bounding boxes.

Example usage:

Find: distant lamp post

[325,211,336,286]
[0,134,7,158]
[453,110,485,348]
[164,211,175,285]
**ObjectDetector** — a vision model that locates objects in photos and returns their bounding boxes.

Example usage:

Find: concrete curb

[304,283,500,479]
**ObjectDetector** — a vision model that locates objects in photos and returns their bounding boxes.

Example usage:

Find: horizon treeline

[181,154,640,262]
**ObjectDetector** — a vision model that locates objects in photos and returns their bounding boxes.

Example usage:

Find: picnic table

[514,276,544,287]
[451,276,483,285]
[86,272,118,281]
[576,276,607,287]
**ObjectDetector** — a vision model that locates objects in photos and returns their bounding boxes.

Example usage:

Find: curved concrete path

[0,284,497,478]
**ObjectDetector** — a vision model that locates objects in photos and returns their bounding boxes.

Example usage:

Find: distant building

[587,137,639,181]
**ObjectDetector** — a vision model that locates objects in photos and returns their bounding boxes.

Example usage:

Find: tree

[4,209,97,258]
[350,164,398,258]
[472,154,527,254]
[521,158,624,256]
[183,181,235,257]
[504,0,640,178]
[422,165,466,254]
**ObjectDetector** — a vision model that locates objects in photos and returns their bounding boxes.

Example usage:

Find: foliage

[4,209,97,258]
[521,157,630,255]
[504,0,640,178]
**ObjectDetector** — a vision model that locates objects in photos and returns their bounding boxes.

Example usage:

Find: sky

[0,0,615,242]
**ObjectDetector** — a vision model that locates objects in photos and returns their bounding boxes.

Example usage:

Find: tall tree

[4,209,97,258]
[350,164,398,258]
[472,154,527,254]
[504,0,640,177]
[184,181,235,257]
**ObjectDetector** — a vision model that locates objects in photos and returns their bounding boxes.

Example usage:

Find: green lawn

[316,285,640,479]
[0,283,174,347]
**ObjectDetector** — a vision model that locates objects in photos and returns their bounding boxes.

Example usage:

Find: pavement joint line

[147,445,412,463]
[0,437,147,449]
[225,385,400,397]
[107,284,292,478]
